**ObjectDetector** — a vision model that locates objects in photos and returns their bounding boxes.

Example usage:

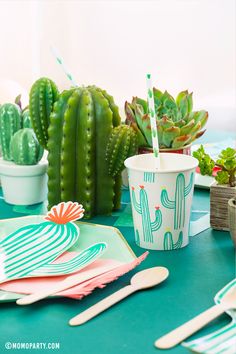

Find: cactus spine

[0,103,22,160]
[29,77,59,149]
[10,128,44,165]
[131,186,162,243]
[106,125,137,177]
[46,86,123,218]
[161,172,194,229]
[163,230,183,250]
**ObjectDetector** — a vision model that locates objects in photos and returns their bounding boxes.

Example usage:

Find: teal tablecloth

[0,130,235,354]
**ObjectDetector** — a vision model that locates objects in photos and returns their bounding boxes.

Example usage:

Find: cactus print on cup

[125,153,197,250]
[161,172,194,229]
[131,186,162,243]
[144,172,155,183]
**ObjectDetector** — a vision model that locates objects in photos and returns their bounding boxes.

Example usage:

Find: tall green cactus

[131,185,162,243]
[46,86,124,218]
[10,128,44,165]
[106,125,137,177]
[0,103,22,160]
[161,172,194,229]
[29,77,59,149]
[163,230,183,250]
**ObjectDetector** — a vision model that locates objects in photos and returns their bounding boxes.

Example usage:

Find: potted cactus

[193,145,236,231]
[0,101,47,205]
[125,89,208,155]
[29,78,137,218]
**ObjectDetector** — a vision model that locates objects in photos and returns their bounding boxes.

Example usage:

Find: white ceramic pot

[0,158,48,205]
[124,153,198,251]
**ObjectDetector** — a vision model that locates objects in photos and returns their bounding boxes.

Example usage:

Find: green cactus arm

[131,188,142,214]
[94,87,121,127]
[60,89,83,202]
[161,189,175,209]
[174,231,183,249]
[89,87,114,215]
[0,103,22,161]
[184,172,194,197]
[164,231,174,251]
[29,77,59,149]
[75,89,96,218]
[113,174,122,210]
[106,125,137,177]
[47,89,74,209]
[151,208,162,231]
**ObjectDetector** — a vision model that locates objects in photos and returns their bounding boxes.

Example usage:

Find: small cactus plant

[125,89,208,149]
[0,103,22,160]
[10,128,44,165]
[29,77,59,149]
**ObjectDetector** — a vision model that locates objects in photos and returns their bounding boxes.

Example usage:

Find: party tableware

[0,215,141,302]
[155,280,236,349]
[182,278,236,354]
[69,266,169,326]
[124,153,198,250]
[16,261,121,305]
[29,242,107,277]
[0,202,83,283]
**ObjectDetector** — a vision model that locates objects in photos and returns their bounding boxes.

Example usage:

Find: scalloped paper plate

[0,215,138,302]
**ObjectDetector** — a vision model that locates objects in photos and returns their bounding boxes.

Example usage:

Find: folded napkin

[0,252,148,299]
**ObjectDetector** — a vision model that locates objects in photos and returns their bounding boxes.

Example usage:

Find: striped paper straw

[146,73,160,169]
[51,46,78,87]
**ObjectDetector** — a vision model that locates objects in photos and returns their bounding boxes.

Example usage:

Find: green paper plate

[0,215,136,302]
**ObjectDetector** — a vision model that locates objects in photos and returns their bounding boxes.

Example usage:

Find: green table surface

[0,130,235,354]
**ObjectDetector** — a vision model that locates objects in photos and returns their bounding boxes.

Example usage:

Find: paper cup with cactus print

[124,153,198,250]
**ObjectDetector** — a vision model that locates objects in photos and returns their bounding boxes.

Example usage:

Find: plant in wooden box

[193,145,236,231]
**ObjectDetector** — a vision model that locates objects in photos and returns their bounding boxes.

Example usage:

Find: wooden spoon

[69,266,169,326]
[155,287,236,349]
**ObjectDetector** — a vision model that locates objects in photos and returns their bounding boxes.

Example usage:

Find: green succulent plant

[125,89,208,149]
[193,145,236,187]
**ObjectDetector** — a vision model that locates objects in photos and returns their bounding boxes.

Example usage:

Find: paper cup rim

[124,153,198,173]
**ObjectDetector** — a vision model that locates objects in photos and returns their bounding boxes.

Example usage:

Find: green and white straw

[146,74,160,169]
[51,46,78,87]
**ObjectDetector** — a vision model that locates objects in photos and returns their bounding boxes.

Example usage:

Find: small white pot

[0,158,48,205]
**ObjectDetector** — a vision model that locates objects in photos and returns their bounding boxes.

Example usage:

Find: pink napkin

[0,253,148,299]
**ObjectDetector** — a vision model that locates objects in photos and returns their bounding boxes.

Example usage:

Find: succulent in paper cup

[125,89,208,149]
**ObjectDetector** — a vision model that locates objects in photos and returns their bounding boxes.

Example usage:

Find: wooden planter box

[210,182,236,231]
[228,198,236,246]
